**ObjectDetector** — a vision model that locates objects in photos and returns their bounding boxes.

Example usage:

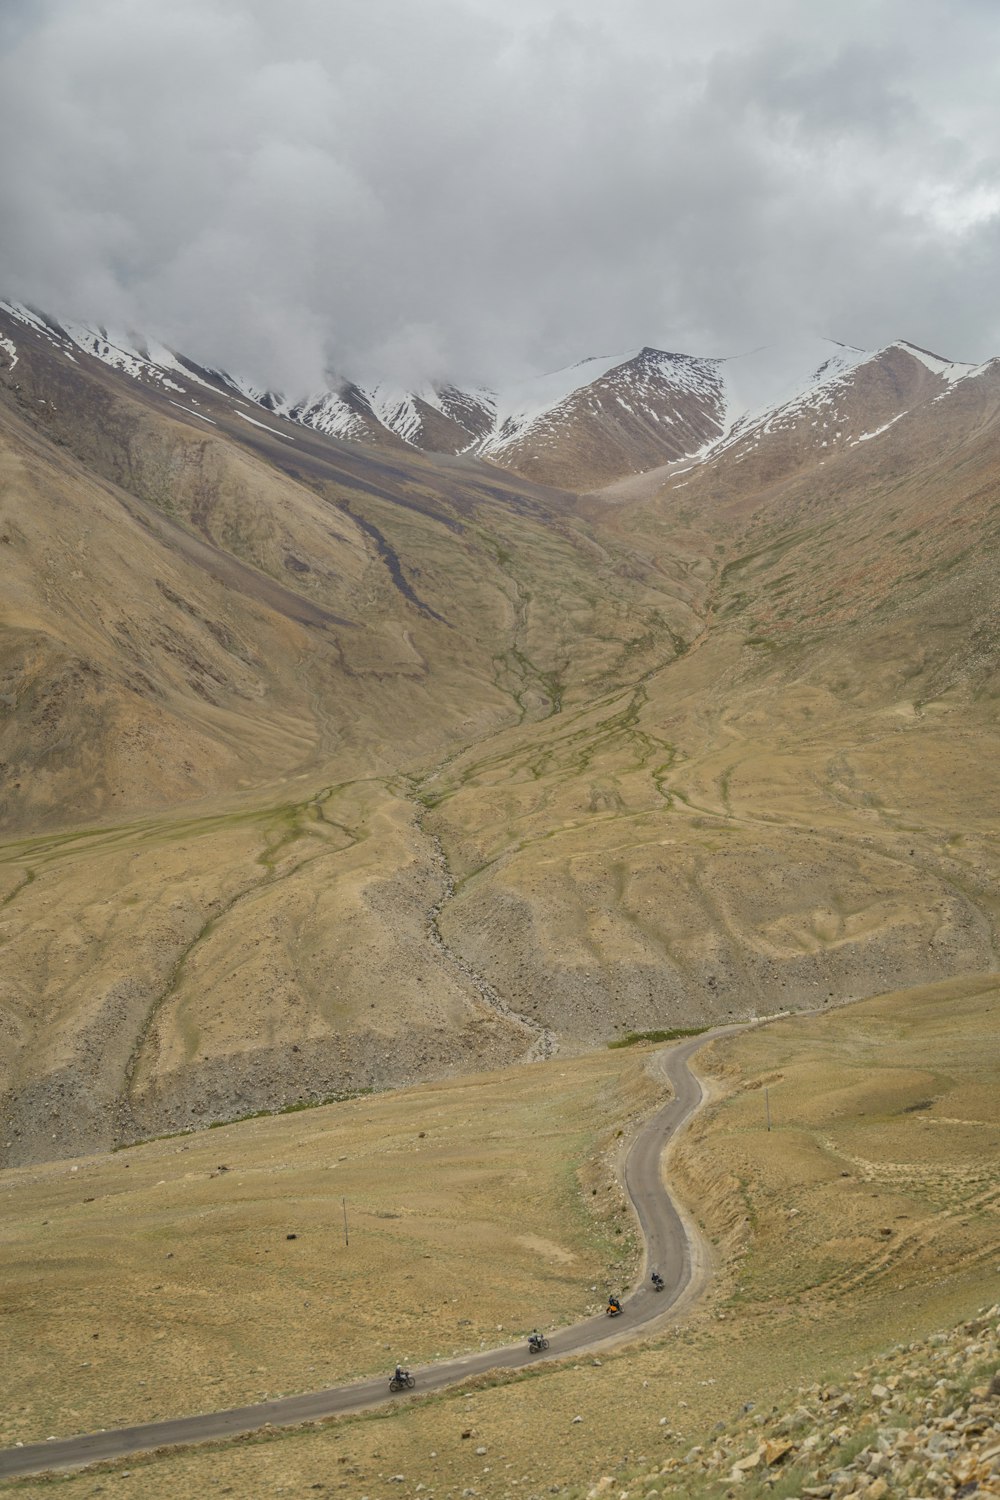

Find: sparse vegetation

[206,1087,375,1126]
[5,980,994,1498]
[2,298,1000,1495]
[608,1026,708,1048]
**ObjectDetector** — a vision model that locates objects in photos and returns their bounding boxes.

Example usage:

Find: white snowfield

[0,303,985,473]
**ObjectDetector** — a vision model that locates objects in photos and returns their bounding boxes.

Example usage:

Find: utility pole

[343,1196,349,1247]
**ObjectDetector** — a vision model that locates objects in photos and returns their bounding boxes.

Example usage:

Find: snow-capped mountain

[0,302,985,489]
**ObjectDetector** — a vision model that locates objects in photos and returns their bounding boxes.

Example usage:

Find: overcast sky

[2,0,999,389]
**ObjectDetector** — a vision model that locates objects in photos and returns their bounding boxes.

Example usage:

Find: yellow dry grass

[4,336,1000,1168]
[0,1047,656,1451]
[5,977,994,1499]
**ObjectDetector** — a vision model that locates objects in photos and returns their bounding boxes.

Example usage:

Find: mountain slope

[4,305,980,489]
[0,303,997,1165]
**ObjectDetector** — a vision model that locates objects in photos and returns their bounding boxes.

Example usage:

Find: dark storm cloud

[2,0,999,389]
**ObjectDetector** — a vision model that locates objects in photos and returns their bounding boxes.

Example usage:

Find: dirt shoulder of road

[0,1046,660,1450]
[5,974,997,1499]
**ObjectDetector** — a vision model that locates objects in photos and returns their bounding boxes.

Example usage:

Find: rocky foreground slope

[579,1307,999,1500]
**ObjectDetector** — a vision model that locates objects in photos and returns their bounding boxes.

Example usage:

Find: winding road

[0,1028,732,1480]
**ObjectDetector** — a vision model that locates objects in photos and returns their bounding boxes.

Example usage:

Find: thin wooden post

[765,1087,771,1132]
[343,1196,349,1247]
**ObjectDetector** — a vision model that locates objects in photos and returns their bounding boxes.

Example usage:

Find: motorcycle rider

[651,1269,664,1290]
[394,1364,408,1384]
[607,1294,622,1315]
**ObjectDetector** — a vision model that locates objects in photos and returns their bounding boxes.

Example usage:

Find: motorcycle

[389,1370,415,1392]
[528,1333,549,1353]
[651,1271,665,1292]
[606,1298,623,1318]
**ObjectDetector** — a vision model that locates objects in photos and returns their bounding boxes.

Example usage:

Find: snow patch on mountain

[235,409,296,442]
[892,340,978,384]
[169,399,216,425]
[1,302,49,334]
[472,347,727,466]
[715,337,869,432]
[56,320,186,393]
[1,301,78,359]
[852,413,907,445]
[0,303,229,401]
[480,351,634,451]
[214,369,272,406]
[701,336,982,463]
[1,300,989,483]
[278,389,368,442]
[363,382,436,444]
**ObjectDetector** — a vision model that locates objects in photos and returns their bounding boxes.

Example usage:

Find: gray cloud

[2,0,1000,389]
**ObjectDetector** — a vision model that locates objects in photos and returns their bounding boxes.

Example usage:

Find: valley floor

[2,975,996,1497]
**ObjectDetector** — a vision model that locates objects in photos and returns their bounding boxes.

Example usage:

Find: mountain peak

[0,299,987,488]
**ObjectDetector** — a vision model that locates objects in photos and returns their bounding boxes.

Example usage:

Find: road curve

[0,1028,732,1480]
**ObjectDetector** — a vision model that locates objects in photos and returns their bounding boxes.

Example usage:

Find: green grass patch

[113,1088,377,1150]
[208,1088,375,1127]
[608,1026,708,1049]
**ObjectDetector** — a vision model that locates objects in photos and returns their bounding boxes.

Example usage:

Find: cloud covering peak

[3,0,1000,390]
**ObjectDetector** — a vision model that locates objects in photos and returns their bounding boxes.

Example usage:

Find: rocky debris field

[578,1305,999,1500]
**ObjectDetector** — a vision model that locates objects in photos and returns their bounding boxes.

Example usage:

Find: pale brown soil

[3,979,997,1499]
[574,1303,1000,1498]
[0,1047,655,1450]
[1,309,998,1179]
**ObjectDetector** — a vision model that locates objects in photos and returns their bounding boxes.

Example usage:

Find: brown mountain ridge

[0,307,997,1164]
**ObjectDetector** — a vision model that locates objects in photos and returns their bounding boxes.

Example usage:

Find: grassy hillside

[0,320,998,1161]
[3,979,996,1497]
